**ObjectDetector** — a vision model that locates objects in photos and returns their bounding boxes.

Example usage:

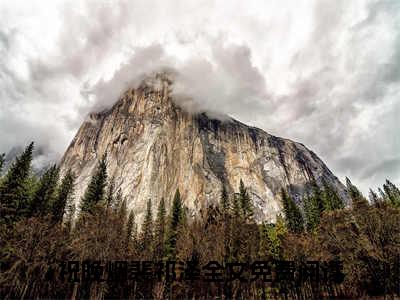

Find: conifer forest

[1,143,399,299]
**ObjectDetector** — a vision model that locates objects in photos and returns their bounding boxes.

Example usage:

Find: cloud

[361,158,400,180]
[0,0,399,194]
[88,43,169,112]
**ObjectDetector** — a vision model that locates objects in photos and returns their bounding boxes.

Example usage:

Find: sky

[0,0,399,194]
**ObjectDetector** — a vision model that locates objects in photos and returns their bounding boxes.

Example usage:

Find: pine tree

[220,184,229,212]
[230,194,243,261]
[180,204,188,228]
[378,187,388,202]
[220,185,231,262]
[382,179,400,207]
[369,189,380,207]
[232,192,241,219]
[52,170,75,223]
[303,180,343,232]
[303,192,320,232]
[346,177,369,210]
[80,154,108,214]
[238,179,253,220]
[281,188,304,233]
[141,198,153,253]
[310,180,324,213]
[0,152,5,174]
[154,197,166,260]
[259,215,287,260]
[230,182,253,262]
[30,165,59,217]
[126,210,136,248]
[322,179,344,210]
[165,189,182,260]
[259,222,270,258]
[106,175,116,208]
[271,215,287,257]
[0,142,34,222]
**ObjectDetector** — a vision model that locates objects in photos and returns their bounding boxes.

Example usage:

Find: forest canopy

[1,142,399,299]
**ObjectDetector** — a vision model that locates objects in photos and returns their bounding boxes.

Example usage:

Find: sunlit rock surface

[60,74,348,224]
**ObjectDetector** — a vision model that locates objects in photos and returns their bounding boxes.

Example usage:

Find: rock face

[60,74,348,224]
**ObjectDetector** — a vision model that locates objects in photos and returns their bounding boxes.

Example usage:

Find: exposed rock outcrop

[60,74,348,224]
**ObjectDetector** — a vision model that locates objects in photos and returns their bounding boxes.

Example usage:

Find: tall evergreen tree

[231,192,241,219]
[303,192,320,232]
[0,142,34,222]
[165,189,182,260]
[220,185,231,262]
[230,193,243,261]
[52,170,75,223]
[259,215,287,260]
[30,165,59,217]
[310,180,324,213]
[154,197,166,260]
[382,179,400,207]
[369,189,380,207]
[238,179,253,220]
[141,198,153,253]
[259,222,270,258]
[281,188,304,233]
[126,210,136,248]
[180,204,189,228]
[270,215,287,258]
[0,152,5,174]
[80,154,108,214]
[378,187,388,202]
[106,175,116,208]
[322,179,344,210]
[346,177,369,210]
[220,184,229,212]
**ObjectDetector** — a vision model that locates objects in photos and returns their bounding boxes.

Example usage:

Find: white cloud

[0,0,399,194]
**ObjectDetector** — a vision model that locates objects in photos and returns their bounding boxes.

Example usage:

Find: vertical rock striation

[60,74,348,224]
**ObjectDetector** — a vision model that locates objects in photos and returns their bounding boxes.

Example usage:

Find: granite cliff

[60,74,348,224]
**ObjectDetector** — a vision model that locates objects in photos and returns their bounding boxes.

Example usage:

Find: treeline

[0,142,400,299]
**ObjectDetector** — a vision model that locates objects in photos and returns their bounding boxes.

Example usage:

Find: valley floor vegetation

[1,142,400,299]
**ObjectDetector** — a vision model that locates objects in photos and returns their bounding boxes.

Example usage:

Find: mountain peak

[60,81,348,224]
